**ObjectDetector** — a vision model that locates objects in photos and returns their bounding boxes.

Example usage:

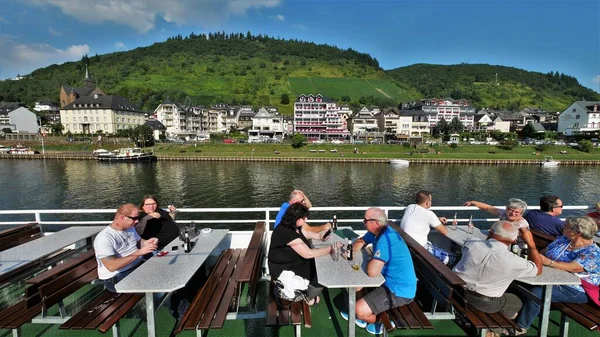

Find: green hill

[0,32,414,114]
[386,64,599,111]
[0,33,597,115]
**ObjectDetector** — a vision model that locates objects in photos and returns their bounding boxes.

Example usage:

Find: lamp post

[37,116,45,155]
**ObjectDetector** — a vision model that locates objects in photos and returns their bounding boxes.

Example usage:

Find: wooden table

[445,226,580,337]
[115,229,228,337]
[0,226,104,277]
[313,232,384,337]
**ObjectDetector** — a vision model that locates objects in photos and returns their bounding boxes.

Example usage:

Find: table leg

[145,292,156,337]
[538,285,552,337]
[349,287,356,337]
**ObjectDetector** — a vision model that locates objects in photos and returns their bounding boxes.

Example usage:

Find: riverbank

[1,139,600,164]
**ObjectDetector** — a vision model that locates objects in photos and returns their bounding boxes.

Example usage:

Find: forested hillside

[0,32,413,113]
[0,33,597,114]
[387,64,599,111]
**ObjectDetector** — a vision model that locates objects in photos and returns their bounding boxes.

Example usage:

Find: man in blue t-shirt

[524,195,564,237]
[349,207,417,334]
[274,190,312,228]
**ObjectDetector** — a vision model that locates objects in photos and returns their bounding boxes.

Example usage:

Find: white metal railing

[0,205,593,228]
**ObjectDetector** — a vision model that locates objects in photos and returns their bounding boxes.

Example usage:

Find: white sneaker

[339,310,368,328]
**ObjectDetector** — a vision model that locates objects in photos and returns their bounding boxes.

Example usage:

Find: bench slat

[39,258,97,299]
[290,301,302,325]
[3,303,43,329]
[302,301,311,328]
[60,290,116,329]
[97,294,143,333]
[265,281,279,326]
[0,300,27,326]
[210,249,246,329]
[42,268,98,310]
[84,293,139,330]
[27,249,96,285]
[553,302,600,330]
[198,249,243,329]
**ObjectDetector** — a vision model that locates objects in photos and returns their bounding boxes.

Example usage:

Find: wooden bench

[0,223,43,252]
[173,221,267,335]
[392,224,518,336]
[0,250,99,335]
[265,278,312,337]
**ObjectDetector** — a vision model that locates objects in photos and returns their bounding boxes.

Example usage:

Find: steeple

[83,64,95,92]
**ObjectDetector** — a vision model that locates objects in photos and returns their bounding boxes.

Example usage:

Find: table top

[115,229,228,293]
[444,226,580,286]
[0,226,105,276]
[313,232,385,289]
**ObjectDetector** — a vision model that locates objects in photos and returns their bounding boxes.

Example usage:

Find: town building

[407,98,476,129]
[59,66,105,108]
[293,94,349,141]
[236,106,256,130]
[557,101,600,136]
[153,98,206,139]
[34,100,60,123]
[60,93,145,134]
[144,120,167,141]
[349,106,380,134]
[248,107,285,142]
[0,106,38,133]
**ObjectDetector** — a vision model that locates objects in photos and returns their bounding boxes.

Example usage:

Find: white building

[293,94,349,141]
[248,107,285,142]
[558,101,600,136]
[350,106,380,134]
[154,98,206,138]
[60,94,145,134]
[408,98,476,128]
[0,107,38,133]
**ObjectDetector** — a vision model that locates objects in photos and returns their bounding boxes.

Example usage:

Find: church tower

[83,64,96,92]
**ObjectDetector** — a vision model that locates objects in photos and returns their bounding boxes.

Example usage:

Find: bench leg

[58,299,67,318]
[294,324,301,337]
[348,287,356,337]
[559,313,569,337]
[112,321,121,337]
[145,292,156,337]
[539,285,553,337]
[11,328,21,337]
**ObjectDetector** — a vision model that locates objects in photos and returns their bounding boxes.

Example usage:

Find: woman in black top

[268,203,338,305]
[136,195,179,250]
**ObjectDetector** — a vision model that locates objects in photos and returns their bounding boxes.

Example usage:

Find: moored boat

[7,144,39,155]
[389,159,410,166]
[96,147,156,162]
[540,156,559,167]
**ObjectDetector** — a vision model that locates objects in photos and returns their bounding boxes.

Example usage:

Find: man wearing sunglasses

[94,203,158,292]
[524,195,565,237]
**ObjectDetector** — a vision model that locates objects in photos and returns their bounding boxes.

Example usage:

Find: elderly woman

[135,195,179,250]
[514,217,600,335]
[464,198,529,229]
[268,203,340,305]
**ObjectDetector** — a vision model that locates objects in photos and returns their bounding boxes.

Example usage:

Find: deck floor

[0,282,597,337]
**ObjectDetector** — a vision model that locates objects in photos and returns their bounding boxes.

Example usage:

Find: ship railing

[0,205,593,228]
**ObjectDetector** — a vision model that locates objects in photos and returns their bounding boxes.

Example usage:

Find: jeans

[465,291,522,319]
[516,285,588,329]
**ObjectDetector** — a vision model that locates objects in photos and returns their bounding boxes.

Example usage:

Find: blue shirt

[524,210,564,237]
[363,226,417,299]
[274,202,290,228]
[545,235,600,292]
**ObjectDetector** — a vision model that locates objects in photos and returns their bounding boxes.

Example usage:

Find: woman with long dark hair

[268,203,339,305]
[135,195,179,250]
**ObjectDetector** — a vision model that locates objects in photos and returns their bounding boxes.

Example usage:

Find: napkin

[278,270,309,299]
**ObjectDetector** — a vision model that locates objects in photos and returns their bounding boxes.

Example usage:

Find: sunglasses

[363,218,379,224]
[554,205,564,208]
[122,214,139,221]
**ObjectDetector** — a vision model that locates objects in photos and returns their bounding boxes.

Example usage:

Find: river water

[1,160,598,227]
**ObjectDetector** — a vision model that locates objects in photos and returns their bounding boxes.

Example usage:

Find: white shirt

[400,204,442,246]
[453,238,538,297]
[94,225,141,280]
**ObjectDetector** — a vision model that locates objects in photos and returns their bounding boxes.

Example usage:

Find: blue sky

[0,0,598,92]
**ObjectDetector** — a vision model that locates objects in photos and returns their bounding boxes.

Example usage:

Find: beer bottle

[184,230,191,253]
[346,238,353,261]
[332,214,338,231]
[521,243,529,260]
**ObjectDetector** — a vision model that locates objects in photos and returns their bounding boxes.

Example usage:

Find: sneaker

[506,327,527,336]
[339,311,368,328]
[366,321,394,335]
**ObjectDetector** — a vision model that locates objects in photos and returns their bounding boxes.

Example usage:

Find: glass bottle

[332,214,338,231]
[467,215,474,234]
[346,238,353,261]
[521,243,529,260]
[452,212,458,231]
[184,230,191,253]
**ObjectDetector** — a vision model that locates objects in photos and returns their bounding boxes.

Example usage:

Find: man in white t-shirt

[94,203,158,292]
[400,190,456,265]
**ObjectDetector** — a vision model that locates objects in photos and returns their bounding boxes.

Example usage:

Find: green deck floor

[0,283,597,337]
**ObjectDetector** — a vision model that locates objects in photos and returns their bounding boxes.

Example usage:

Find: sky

[0,0,598,92]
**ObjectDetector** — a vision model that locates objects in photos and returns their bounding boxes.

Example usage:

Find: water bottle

[521,243,529,260]
[452,212,458,231]
[184,230,191,253]
[346,238,353,261]
[511,242,521,255]
[467,215,474,234]
[332,214,338,231]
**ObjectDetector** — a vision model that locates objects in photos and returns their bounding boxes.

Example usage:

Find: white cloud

[271,14,285,22]
[0,35,90,79]
[48,27,63,36]
[28,0,281,33]
[114,41,126,49]
[593,75,600,84]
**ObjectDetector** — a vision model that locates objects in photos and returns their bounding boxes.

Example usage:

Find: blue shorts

[425,241,457,266]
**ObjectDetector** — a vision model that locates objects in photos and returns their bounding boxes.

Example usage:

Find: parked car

[331,139,344,144]
[387,140,398,145]
[353,140,364,144]
[486,141,499,145]
[369,139,382,144]
[223,139,236,144]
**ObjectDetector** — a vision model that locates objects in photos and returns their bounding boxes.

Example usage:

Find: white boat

[540,156,559,167]
[389,159,410,166]
[7,144,39,155]
[96,147,156,162]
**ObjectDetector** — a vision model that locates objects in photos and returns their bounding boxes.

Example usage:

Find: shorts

[425,241,457,266]
[363,286,413,315]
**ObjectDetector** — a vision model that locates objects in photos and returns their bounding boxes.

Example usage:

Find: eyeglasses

[554,205,564,208]
[363,218,379,224]
[122,214,139,221]
[144,202,157,206]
